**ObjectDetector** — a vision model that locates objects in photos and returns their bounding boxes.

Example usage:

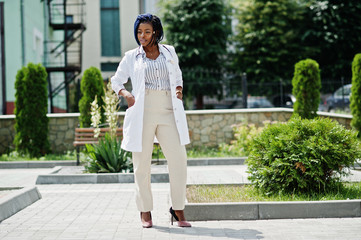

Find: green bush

[247,117,361,195]
[14,67,27,153]
[220,122,266,157]
[292,59,321,119]
[84,133,132,173]
[351,53,361,137]
[79,67,105,127]
[14,63,50,158]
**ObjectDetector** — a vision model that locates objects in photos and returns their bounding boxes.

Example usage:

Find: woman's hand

[125,94,135,108]
[176,86,183,100]
[176,91,183,100]
[119,89,135,108]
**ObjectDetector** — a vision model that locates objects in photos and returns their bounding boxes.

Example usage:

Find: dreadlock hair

[134,13,164,46]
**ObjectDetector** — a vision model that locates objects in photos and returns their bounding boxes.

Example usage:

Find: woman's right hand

[119,89,135,108]
[125,94,135,108]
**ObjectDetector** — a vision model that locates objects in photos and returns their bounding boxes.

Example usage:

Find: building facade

[0,0,162,115]
[0,0,47,114]
[82,0,160,80]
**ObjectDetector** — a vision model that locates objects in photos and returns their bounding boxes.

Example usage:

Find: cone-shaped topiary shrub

[292,59,321,119]
[79,67,105,127]
[351,53,361,137]
[14,63,50,157]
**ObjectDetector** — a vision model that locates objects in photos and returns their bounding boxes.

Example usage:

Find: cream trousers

[132,89,187,212]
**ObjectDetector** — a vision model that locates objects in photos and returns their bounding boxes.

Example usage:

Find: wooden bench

[73,128,192,165]
[73,127,123,165]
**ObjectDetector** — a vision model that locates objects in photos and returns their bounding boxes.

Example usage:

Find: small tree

[351,53,361,137]
[14,63,50,157]
[232,0,310,92]
[292,59,321,119]
[79,67,105,127]
[160,0,231,109]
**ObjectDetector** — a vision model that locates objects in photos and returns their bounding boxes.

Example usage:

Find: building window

[101,62,119,72]
[100,0,120,57]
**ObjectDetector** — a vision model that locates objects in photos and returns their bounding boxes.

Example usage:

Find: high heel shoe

[140,212,153,228]
[169,207,191,227]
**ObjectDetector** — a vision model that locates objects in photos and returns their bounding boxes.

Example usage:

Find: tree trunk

[196,94,204,109]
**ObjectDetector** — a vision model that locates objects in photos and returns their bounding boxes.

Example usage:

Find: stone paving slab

[31,164,361,185]
[0,168,55,187]
[1,184,361,240]
[35,165,252,185]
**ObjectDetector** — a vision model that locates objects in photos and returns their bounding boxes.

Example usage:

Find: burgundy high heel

[140,212,153,228]
[169,207,191,227]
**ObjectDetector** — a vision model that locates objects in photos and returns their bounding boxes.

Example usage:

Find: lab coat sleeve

[111,53,131,95]
[171,46,183,88]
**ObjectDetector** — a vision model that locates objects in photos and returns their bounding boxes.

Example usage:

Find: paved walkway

[1,165,361,239]
[0,168,53,187]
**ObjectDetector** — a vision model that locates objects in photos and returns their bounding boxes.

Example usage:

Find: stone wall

[0,108,353,154]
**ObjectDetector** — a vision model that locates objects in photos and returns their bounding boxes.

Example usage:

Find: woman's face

[137,23,154,47]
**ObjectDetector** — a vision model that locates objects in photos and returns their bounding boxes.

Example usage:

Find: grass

[1,145,238,162]
[186,183,361,203]
[0,151,79,161]
[153,145,240,159]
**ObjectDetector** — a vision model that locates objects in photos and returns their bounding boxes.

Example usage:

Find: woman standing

[111,14,191,228]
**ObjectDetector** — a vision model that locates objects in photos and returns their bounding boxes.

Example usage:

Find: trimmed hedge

[79,67,105,127]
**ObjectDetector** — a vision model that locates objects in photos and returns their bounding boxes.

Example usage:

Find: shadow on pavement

[153,225,264,239]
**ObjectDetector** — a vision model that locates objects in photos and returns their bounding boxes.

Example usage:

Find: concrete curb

[0,161,77,169]
[0,157,247,169]
[36,172,169,184]
[0,186,42,222]
[184,200,361,221]
[154,157,247,166]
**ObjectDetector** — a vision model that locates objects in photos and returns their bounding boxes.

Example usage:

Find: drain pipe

[1,2,6,114]
[20,0,25,66]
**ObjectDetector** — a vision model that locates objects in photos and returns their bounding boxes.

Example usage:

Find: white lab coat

[111,44,190,152]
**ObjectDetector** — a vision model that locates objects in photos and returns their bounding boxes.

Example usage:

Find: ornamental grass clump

[247,116,361,195]
[85,133,132,173]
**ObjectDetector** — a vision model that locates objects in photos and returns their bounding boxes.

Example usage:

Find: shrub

[14,67,27,153]
[14,63,50,158]
[292,59,321,119]
[83,82,132,173]
[351,53,361,137]
[220,122,267,157]
[247,116,361,195]
[79,67,105,127]
[84,133,132,173]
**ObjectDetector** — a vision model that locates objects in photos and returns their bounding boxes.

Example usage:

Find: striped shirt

[143,52,171,91]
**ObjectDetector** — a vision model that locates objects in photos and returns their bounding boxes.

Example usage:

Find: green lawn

[0,151,78,161]
[154,145,239,159]
[0,146,237,162]
[186,183,361,203]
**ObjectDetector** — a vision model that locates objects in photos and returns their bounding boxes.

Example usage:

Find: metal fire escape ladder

[44,0,86,113]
